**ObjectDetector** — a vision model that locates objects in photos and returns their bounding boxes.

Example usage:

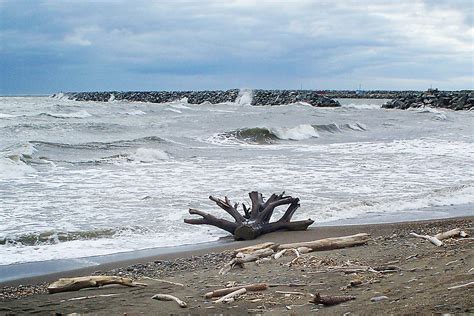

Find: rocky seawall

[382,89,473,111]
[56,89,341,107]
[322,90,418,99]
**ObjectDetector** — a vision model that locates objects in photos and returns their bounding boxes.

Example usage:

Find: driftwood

[219,248,275,274]
[409,232,443,246]
[141,276,184,287]
[278,233,370,251]
[310,293,356,306]
[60,293,120,302]
[275,290,305,295]
[268,283,310,287]
[214,288,247,303]
[48,276,147,294]
[205,283,268,298]
[447,281,474,290]
[152,294,187,308]
[185,191,314,240]
[410,228,468,247]
[233,242,278,254]
[434,228,468,240]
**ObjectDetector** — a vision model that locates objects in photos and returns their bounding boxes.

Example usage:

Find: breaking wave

[31,136,166,151]
[272,124,319,140]
[129,148,169,162]
[0,227,149,246]
[38,110,92,119]
[210,122,367,144]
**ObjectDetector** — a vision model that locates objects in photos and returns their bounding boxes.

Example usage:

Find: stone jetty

[382,89,473,111]
[57,89,341,107]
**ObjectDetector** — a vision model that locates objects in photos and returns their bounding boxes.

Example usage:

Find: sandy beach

[1,216,472,315]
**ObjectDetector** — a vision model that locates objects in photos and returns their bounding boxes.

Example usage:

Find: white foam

[0,113,17,118]
[165,108,182,114]
[0,157,35,179]
[342,103,382,110]
[344,122,367,131]
[169,103,191,110]
[235,88,253,106]
[108,94,116,102]
[271,124,319,140]
[45,110,92,118]
[125,110,146,116]
[130,148,169,162]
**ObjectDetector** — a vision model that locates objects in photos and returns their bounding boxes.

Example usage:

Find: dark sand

[1,216,473,315]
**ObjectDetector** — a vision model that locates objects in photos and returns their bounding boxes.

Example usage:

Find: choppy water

[1,96,473,265]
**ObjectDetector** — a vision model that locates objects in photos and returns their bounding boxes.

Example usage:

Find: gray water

[0,95,473,266]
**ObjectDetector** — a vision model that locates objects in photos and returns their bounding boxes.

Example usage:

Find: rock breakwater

[251,89,339,107]
[382,89,473,111]
[56,89,341,107]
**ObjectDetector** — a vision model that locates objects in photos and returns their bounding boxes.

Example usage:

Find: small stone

[371,295,389,302]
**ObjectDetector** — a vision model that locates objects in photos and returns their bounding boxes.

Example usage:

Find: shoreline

[1,203,472,286]
[1,214,472,288]
[1,215,472,314]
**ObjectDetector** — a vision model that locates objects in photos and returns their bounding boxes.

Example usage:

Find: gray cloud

[1,0,472,94]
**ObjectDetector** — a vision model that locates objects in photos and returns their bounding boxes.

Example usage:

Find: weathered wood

[219,248,274,274]
[278,233,370,251]
[204,283,268,298]
[152,294,187,308]
[185,192,314,240]
[184,208,238,234]
[47,276,147,294]
[141,276,184,287]
[409,232,443,246]
[310,293,356,306]
[233,242,278,255]
[214,288,247,303]
[434,228,468,240]
[447,281,474,290]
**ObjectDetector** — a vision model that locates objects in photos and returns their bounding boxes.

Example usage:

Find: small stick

[268,283,309,287]
[214,288,246,303]
[445,260,458,266]
[273,249,287,259]
[60,293,120,302]
[152,294,187,308]
[275,291,305,295]
[141,276,184,287]
[447,281,474,290]
[409,232,443,246]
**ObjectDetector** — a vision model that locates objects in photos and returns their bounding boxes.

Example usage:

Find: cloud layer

[1,0,472,94]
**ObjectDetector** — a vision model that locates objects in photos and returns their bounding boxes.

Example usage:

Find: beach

[1,216,472,315]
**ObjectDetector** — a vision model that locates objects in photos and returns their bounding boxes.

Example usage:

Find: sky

[0,0,473,94]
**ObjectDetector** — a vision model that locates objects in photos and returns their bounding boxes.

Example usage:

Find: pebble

[371,295,389,302]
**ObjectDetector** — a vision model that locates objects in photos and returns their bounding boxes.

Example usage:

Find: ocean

[1,94,473,269]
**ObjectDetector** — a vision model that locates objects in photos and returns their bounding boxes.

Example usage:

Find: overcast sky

[0,0,473,94]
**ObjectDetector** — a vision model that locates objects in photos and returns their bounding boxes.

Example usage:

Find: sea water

[0,95,473,266]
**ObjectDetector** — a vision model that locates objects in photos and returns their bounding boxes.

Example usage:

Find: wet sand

[1,216,473,315]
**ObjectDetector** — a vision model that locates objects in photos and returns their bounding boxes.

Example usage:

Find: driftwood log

[205,283,268,298]
[184,191,314,240]
[47,276,147,294]
[152,294,187,308]
[278,233,370,251]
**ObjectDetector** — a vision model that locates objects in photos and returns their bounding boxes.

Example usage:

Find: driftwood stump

[184,191,314,240]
